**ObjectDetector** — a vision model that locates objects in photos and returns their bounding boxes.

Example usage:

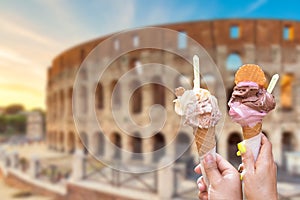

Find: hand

[241,134,278,200]
[194,153,242,200]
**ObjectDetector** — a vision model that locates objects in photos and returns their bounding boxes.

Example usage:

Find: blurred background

[0,0,300,199]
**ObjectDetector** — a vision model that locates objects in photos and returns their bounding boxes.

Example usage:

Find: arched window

[59,132,65,152]
[68,87,73,115]
[280,73,294,110]
[110,132,122,159]
[130,80,142,113]
[111,80,121,109]
[152,132,166,162]
[152,76,165,106]
[131,132,143,160]
[176,132,191,160]
[68,131,75,154]
[53,93,58,119]
[226,53,242,71]
[80,49,85,62]
[282,132,296,169]
[227,132,242,167]
[60,90,64,116]
[96,83,104,109]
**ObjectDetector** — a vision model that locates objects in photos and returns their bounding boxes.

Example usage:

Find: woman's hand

[240,134,278,200]
[194,153,242,200]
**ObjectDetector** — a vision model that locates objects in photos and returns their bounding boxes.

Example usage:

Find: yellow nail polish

[236,151,241,156]
[237,142,246,154]
[240,174,243,181]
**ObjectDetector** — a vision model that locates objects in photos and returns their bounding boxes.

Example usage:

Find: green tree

[4,104,24,115]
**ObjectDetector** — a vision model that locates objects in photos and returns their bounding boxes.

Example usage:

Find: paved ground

[0,177,52,200]
[2,142,300,200]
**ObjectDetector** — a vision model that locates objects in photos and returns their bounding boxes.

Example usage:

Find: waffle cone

[235,64,266,87]
[242,122,262,139]
[194,127,216,156]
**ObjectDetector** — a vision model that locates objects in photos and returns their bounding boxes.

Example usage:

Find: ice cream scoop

[174,87,221,129]
[228,81,276,127]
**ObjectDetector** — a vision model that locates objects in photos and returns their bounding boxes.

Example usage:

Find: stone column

[143,138,153,164]
[271,128,282,166]
[244,44,256,63]
[122,135,131,163]
[29,156,40,178]
[72,149,86,181]
[158,158,174,199]
[10,152,19,169]
[104,137,113,161]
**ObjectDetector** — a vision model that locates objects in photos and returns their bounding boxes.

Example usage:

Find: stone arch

[282,131,297,169]
[129,57,138,70]
[175,132,191,162]
[60,90,65,116]
[68,131,75,154]
[80,132,89,154]
[53,93,58,119]
[111,80,121,109]
[131,132,143,160]
[96,83,104,109]
[227,132,242,167]
[93,132,105,156]
[226,53,242,72]
[152,132,166,162]
[68,87,73,115]
[110,132,122,159]
[152,76,165,107]
[130,80,142,113]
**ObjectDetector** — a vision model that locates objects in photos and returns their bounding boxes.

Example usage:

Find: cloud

[0,18,63,49]
[245,0,268,14]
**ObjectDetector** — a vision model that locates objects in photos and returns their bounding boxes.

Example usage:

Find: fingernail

[237,142,246,154]
[240,174,243,181]
[205,154,214,164]
[198,183,202,189]
[236,151,241,156]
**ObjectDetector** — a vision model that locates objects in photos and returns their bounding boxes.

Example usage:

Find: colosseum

[46,19,300,175]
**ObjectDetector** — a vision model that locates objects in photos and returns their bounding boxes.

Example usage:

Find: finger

[198,191,208,200]
[194,164,202,174]
[238,163,244,173]
[215,153,238,175]
[197,176,207,192]
[256,134,274,169]
[203,153,222,184]
[239,141,255,174]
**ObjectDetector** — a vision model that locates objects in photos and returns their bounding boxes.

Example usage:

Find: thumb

[239,141,255,174]
[203,154,222,184]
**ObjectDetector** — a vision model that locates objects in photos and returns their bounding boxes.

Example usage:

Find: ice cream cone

[194,127,216,156]
[242,122,262,139]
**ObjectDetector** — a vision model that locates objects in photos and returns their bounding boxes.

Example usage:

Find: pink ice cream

[228,81,276,127]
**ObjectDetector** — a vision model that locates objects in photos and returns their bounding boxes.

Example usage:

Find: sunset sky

[0,0,299,110]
